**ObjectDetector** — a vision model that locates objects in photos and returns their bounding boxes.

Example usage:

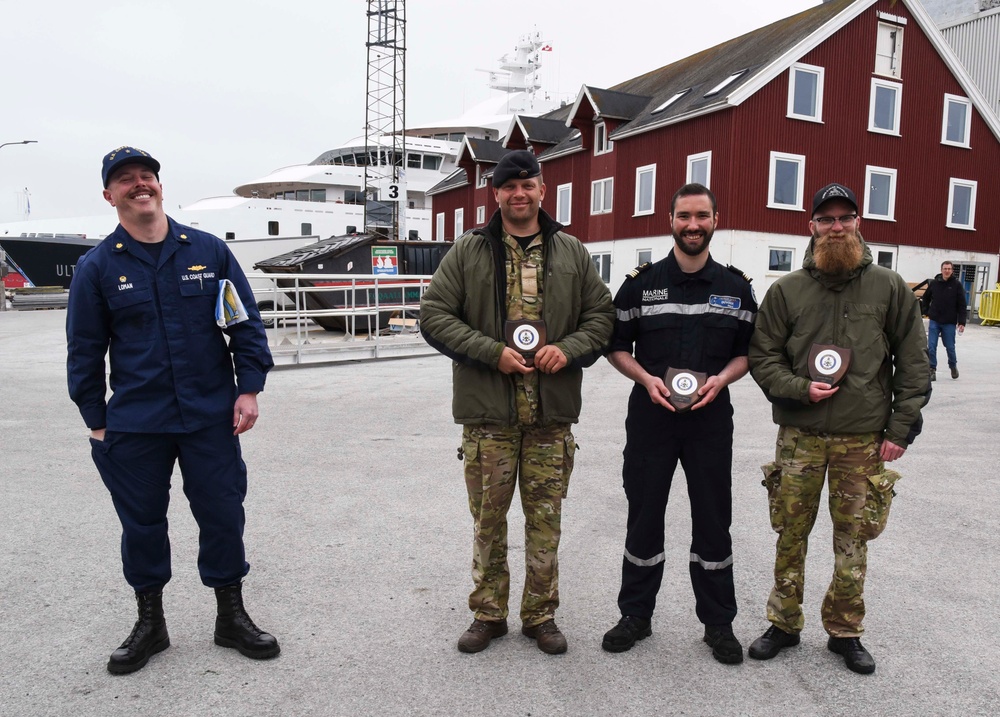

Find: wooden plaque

[808,344,852,386]
[664,367,708,412]
[505,320,547,367]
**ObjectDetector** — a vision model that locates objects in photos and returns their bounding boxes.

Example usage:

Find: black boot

[107,591,170,675]
[213,583,280,659]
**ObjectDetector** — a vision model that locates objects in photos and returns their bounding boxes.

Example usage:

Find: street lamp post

[0,140,38,151]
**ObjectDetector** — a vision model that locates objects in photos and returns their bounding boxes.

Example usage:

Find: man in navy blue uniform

[67,147,279,674]
[600,183,756,664]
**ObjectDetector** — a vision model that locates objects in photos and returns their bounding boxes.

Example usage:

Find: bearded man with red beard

[747,183,930,675]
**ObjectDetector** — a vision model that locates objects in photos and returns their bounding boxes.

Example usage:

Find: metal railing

[248,272,436,366]
[978,285,1000,326]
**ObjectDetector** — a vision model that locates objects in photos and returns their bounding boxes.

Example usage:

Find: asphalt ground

[1,309,997,717]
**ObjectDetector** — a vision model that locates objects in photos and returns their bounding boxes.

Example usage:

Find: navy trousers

[89,420,250,592]
[618,390,737,626]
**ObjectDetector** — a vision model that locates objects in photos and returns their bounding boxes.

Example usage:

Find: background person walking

[921,260,966,380]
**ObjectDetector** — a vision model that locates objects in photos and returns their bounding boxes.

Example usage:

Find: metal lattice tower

[364,0,406,240]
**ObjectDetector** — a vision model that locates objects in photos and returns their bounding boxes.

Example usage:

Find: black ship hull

[0,235,100,288]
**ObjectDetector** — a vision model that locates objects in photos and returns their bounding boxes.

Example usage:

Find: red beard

[813,230,863,275]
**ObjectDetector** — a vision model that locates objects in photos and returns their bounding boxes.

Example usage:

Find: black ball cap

[102,146,160,188]
[492,150,541,188]
[812,182,858,215]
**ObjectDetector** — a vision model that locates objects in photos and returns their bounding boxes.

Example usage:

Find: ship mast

[364,0,406,240]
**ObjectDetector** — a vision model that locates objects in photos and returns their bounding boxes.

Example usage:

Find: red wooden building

[428,0,1000,307]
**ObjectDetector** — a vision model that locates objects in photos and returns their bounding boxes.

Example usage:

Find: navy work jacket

[67,218,273,433]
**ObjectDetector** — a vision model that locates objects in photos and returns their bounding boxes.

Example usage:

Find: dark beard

[672,228,713,257]
[813,230,863,275]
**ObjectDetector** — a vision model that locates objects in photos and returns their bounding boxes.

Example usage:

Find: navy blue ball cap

[492,150,541,188]
[102,146,160,188]
[812,182,858,214]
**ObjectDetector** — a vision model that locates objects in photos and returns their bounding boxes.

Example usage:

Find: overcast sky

[0,0,821,224]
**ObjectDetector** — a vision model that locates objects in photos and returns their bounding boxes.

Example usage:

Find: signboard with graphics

[372,246,398,275]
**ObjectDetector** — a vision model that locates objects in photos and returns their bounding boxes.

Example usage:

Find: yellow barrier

[979,287,1000,326]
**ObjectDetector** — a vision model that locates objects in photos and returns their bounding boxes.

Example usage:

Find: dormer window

[475,165,487,189]
[704,70,748,97]
[875,22,903,78]
[652,89,690,114]
[595,122,613,156]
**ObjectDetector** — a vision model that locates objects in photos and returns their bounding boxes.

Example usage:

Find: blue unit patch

[709,294,741,310]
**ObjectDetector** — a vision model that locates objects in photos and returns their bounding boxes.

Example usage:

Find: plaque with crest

[664,367,708,412]
[505,320,547,367]
[808,344,852,386]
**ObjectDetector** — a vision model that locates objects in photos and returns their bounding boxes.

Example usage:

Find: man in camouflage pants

[748,183,929,674]
[420,150,614,655]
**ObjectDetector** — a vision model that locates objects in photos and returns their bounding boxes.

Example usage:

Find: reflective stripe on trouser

[617,394,737,625]
[89,421,250,592]
[766,426,879,637]
[462,423,574,626]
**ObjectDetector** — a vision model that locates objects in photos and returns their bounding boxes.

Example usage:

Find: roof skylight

[704,69,749,97]
[651,89,691,114]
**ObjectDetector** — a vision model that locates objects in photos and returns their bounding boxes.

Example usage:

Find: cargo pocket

[561,432,576,499]
[859,469,901,541]
[761,461,783,534]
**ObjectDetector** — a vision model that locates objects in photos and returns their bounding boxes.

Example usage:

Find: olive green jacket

[419,209,614,426]
[748,234,930,447]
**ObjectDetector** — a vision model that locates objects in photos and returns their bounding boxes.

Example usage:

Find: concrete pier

[1,309,997,716]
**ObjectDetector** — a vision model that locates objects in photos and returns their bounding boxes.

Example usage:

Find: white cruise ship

[0,32,559,280]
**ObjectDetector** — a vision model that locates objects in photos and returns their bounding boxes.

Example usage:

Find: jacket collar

[108,216,189,267]
[665,250,719,283]
[478,207,564,243]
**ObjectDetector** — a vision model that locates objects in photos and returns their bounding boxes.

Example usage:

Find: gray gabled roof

[515,116,574,145]
[576,86,654,122]
[426,166,472,197]
[606,0,852,137]
[464,137,509,164]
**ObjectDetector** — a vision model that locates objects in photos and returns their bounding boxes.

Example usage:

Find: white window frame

[591,252,612,283]
[454,207,464,238]
[787,62,825,122]
[686,151,712,188]
[475,165,487,189]
[868,78,903,136]
[591,177,614,215]
[941,94,972,148]
[863,165,898,221]
[594,122,613,155]
[767,151,806,211]
[634,164,656,216]
[636,248,652,266]
[875,22,904,79]
[556,183,572,225]
[947,178,977,230]
[475,205,485,225]
[435,212,445,241]
[768,247,795,274]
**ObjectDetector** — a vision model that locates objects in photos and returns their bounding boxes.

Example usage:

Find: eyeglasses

[813,213,858,226]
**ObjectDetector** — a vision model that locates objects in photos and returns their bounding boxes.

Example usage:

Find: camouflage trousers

[461,423,575,626]
[762,426,883,637]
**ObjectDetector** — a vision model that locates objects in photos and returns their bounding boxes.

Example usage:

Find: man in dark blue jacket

[921,261,966,380]
[67,147,279,674]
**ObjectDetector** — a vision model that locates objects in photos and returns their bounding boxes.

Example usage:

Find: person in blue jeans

[921,261,966,380]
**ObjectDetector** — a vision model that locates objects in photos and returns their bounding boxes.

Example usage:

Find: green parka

[419,209,614,426]
[748,234,930,447]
